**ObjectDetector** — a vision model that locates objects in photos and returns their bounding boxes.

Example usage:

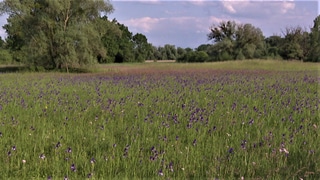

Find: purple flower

[90,157,96,164]
[150,146,155,152]
[39,154,45,159]
[169,162,174,172]
[55,141,61,148]
[87,173,92,178]
[71,163,76,172]
[12,146,16,151]
[193,139,197,146]
[66,147,72,153]
[228,148,234,153]
[158,169,164,176]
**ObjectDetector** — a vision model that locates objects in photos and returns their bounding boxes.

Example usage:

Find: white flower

[22,159,26,163]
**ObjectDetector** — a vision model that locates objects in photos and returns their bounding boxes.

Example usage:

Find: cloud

[123,17,165,33]
[280,1,295,14]
[124,16,212,34]
[221,2,237,14]
[220,1,297,17]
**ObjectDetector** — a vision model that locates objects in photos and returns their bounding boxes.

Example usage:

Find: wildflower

[22,159,26,163]
[87,173,92,178]
[169,162,174,172]
[39,154,45,160]
[66,147,72,153]
[12,146,16,151]
[193,139,197,146]
[158,169,164,176]
[55,141,61,148]
[228,148,234,153]
[64,176,68,180]
[279,148,289,154]
[47,176,52,180]
[71,163,76,172]
[7,151,11,156]
[150,146,155,152]
[90,157,96,164]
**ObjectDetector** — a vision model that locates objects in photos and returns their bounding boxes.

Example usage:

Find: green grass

[0,60,319,179]
[97,60,320,73]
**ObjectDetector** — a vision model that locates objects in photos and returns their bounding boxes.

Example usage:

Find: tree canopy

[0,0,114,70]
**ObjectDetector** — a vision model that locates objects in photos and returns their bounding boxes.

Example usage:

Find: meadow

[0,60,319,179]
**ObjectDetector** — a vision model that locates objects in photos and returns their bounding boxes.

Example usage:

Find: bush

[0,49,13,64]
[177,51,209,63]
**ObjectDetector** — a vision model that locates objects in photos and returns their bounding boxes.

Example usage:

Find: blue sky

[0,0,319,48]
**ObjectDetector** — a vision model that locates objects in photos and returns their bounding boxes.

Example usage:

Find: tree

[280,26,308,60]
[0,0,114,71]
[0,36,4,48]
[265,35,283,59]
[176,47,186,60]
[0,37,13,64]
[98,17,121,63]
[177,50,209,63]
[163,44,177,60]
[208,21,237,43]
[196,44,212,52]
[207,21,266,61]
[133,33,152,62]
[307,15,320,62]
[235,23,266,59]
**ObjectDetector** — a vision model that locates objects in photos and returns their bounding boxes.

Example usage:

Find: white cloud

[123,17,164,33]
[280,1,295,14]
[122,15,213,36]
[221,2,237,14]
[220,1,296,17]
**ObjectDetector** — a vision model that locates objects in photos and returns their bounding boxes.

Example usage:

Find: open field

[0,60,319,179]
[98,60,320,74]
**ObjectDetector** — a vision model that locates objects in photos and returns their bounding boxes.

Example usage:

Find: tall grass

[0,61,319,179]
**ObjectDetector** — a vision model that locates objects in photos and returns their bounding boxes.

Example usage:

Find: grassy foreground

[0,60,319,179]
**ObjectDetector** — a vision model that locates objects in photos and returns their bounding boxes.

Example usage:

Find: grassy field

[0,60,319,179]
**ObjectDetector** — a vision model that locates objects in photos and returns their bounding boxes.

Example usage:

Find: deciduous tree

[0,0,114,71]
[307,15,320,62]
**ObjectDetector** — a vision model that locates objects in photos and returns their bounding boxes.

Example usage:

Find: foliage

[307,15,320,62]
[177,50,209,63]
[279,26,308,60]
[0,0,114,71]
[99,19,152,63]
[0,48,13,64]
[207,21,266,61]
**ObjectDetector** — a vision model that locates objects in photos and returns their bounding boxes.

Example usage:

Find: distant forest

[0,0,319,71]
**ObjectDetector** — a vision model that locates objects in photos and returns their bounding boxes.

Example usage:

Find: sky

[0,0,319,48]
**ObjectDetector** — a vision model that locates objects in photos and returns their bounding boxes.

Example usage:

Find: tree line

[0,0,319,72]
